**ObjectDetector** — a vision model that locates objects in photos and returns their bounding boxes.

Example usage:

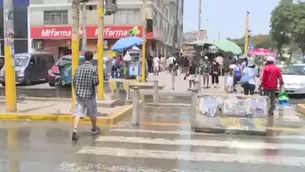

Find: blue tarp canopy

[111,36,143,52]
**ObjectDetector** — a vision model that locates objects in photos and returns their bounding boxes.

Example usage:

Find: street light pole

[141,0,147,82]
[197,0,202,40]
[81,3,87,51]
[244,11,250,56]
[97,0,105,100]
[71,0,80,108]
[4,0,17,112]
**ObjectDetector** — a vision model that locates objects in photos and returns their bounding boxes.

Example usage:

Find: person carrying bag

[240,58,257,95]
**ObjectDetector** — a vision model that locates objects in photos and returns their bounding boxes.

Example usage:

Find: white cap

[204,56,208,60]
[266,56,275,62]
[247,57,255,66]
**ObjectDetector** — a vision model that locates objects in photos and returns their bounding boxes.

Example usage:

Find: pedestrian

[72,51,100,141]
[216,53,224,76]
[188,61,196,89]
[226,69,234,93]
[261,56,284,116]
[147,56,153,73]
[153,55,160,76]
[241,57,257,95]
[160,55,166,71]
[233,62,242,92]
[168,55,176,72]
[200,56,211,88]
[211,59,220,88]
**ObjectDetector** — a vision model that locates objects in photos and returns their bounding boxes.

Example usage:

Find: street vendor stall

[111,36,144,79]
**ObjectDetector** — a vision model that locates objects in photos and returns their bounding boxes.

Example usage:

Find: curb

[0,104,133,127]
[0,96,120,108]
[296,104,305,116]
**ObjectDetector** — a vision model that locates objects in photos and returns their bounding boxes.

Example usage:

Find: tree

[290,2,305,55]
[228,35,275,50]
[270,0,294,57]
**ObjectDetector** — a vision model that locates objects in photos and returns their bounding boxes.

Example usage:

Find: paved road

[1,103,305,172]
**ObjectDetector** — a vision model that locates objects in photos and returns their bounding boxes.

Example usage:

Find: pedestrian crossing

[60,128,305,172]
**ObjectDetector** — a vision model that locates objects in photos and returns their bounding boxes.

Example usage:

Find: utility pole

[141,0,147,82]
[197,0,202,40]
[71,0,80,107]
[4,0,17,112]
[244,11,250,57]
[97,0,105,100]
[81,3,87,51]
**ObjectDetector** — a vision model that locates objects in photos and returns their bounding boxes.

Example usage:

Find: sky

[183,0,280,39]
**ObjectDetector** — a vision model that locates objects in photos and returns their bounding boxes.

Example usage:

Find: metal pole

[171,73,175,90]
[81,3,87,51]
[97,0,105,100]
[141,0,147,82]
[197,0,202,40]
[244,11,249,56]
[132,87,140,126]
[197,67,201,89]
[153,80,158,105]
[71,0,80,108]
[4,0,17,112]
[191,89,199,124]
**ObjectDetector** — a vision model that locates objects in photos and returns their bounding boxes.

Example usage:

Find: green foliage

[228,35,275,50]
[270,0,294,55]
[270,0,305,55]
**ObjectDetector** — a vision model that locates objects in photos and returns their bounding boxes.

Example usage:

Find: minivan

[0,52,55,86]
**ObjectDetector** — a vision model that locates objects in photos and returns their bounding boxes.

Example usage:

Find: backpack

[234,66,242,77]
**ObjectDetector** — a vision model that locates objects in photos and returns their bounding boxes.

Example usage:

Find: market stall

[111,36,144,79]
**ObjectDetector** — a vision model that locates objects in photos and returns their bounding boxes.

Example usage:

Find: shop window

[43,10,68,25]
[32,40,43,50]
[114,9,140,25]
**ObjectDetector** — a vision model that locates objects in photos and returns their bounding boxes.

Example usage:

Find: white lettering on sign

[95,28,129,37]
[41,29,71,38]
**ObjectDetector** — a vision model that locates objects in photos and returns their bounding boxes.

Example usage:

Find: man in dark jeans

[261,56,284,116]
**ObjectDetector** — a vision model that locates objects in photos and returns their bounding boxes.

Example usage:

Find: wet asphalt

[0,105,305,172]
[1,83,305,171]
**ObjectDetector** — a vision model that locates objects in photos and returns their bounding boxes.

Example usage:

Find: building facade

[29,0,183,57]
[0,0,29,55]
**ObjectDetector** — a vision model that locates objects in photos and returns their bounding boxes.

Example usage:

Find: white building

[29,0,184,57]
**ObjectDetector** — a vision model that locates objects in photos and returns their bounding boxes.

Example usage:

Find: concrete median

[191,92,269,135]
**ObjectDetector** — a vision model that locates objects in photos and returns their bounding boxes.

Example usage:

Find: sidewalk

[0,99,132,126]
[147,71,227,93]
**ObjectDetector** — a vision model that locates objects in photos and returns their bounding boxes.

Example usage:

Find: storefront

[30,25,165,58]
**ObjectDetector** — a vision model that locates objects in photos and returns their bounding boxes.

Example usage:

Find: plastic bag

[278,91,289,107]
[240,73,250,84]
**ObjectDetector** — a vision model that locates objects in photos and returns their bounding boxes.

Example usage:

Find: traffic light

[247,29,251,38]
[105,0,117,15]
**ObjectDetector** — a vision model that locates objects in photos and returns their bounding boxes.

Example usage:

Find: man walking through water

[261,56,284,116]
[72,51,100,141]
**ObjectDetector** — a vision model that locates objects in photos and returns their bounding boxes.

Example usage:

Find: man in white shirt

[216,54,224,76]
[153,56,160,76]
[168,55,176,72]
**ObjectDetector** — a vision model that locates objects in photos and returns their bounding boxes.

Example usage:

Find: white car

[279,64,305,94]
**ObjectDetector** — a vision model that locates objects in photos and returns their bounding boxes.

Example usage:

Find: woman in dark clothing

[211,59,220,88]
[188,61,197,89]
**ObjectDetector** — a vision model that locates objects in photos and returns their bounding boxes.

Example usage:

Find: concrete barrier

[190,90,269,135]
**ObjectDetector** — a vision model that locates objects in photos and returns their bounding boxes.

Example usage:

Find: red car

[47,55,72,87]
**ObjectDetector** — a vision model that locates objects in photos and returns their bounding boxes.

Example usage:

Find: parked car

[47,55,69,86]
[279,64,305,94]
[0,52,54,86]
[47,55,111,87]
